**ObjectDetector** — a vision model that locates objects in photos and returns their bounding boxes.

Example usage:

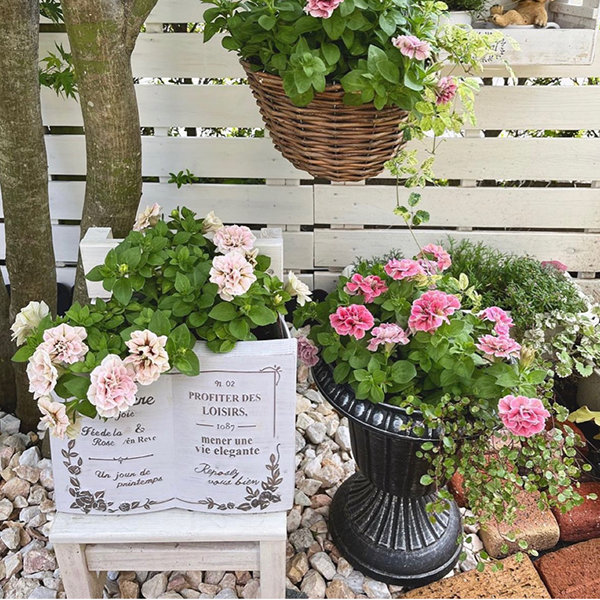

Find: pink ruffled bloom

[498,395,550,438]
[133,203,161,232]
[384,259,425,281]
[476,334,521,359]
[344,274,388,303]
[392,35,431,61]
[125,330,170,385]
[26,348,58,399]
[213,225,256,255]
[367,323,410,352]
[541,260,568,272]
[480,306,514,336]
[298,336,319,367]
[408,290,461,333]
[435,77,457,105]
[87,354,138,419]
[38,396,70,439]
[417,244,452,273]
[330,304,375,340]
[209,251,257,301]
[304,0,344,18]
[40,323,88,365]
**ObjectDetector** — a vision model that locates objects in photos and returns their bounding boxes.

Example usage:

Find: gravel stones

[300,570,326,598]
[142,573,168,598]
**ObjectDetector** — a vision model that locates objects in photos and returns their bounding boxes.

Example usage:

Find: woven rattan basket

[243,63,409,182]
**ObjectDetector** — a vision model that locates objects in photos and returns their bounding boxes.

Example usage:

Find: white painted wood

[53,543,105,599]
[259,540,287,599]
[314,186,600,229]
[0,224,80,263]
[85,542,260,571]
[146,0,209,22]
[314,229,600,271]
[50,510,287,544]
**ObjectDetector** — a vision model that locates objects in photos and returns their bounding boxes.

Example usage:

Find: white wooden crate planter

[472,0,600,65]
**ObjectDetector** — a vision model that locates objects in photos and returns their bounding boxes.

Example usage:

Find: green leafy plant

[39,43,78,99]
[12,207,306,430]
[168,169,200,188]
[442,0,485,14]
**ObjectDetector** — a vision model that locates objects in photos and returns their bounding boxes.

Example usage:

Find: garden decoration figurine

[294,240,592,585]
[489,0,554,27]
[202,0,504,181]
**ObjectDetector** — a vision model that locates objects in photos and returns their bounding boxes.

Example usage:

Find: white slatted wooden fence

[2,0,600,292]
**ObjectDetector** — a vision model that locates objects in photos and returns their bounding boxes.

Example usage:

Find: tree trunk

[0,279,16,414]
[62,0,158,303]
[0,0,57,430]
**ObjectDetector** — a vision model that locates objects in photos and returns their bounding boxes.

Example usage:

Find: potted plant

[294,242,590,585]
[439,0,486,26]
[202,0,503,181]
[11,206,307,514]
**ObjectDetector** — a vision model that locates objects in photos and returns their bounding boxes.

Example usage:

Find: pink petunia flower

[40,323,88,365]
[26,348,58,400]
[213,225,256,255]
[541,260,568,272]
[344,274,388,303]
[408,290,461,333]
[209,251,257,301]
[87,354,138,419]
[367,323,410,352]
[498,395,550,437]
[133,203,161,232]
[417,244,452,273]
[480,306,514,336]
[124,329,170,385]
[38,396,70,439]
[476,334,521,359]
[330,304,375,340]
[298,336,319,367]
[392,35,431,61]
[304,0,344,18]
[384,259,425,281]
[435,77,458,105]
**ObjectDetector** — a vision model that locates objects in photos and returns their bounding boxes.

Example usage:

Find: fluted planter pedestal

[313,360,462,586]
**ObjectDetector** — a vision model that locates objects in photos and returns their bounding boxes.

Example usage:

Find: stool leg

[54,543,105,599]
[259,539,286,599]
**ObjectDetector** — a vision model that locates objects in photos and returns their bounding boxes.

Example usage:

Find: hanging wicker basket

[242,62,409,182]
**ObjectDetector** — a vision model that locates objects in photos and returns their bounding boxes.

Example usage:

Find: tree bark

[62,0,158,303]
[0,0,57,430]
[0,279,16,414]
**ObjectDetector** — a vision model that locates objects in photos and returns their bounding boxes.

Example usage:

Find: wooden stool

[50,509,287,599]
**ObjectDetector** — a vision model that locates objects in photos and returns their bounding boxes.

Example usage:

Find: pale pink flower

[344,274,388,303]
[133,203,161,232]
[209,251,257,301]
[330,305,375,340]
[367,323,410,352]
[298,336,319,367]
[408,290,461,333]
[417,244,452,272]
[435,77,457,105]
[392,35,431,60]
[124,330,170,385]
[40,323,88,365]
[26,348,58,399]
[384,259,425,281]
[87,354,138,419]
[541,260,568,272]
[304,0,344,18]
[202,211,224,234]
[38,396,70,439]
[480,306,514,336]
[213,225,256,255]
[498,395,550,438]
[476,334,521,359]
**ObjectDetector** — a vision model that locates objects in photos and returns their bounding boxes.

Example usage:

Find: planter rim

[312,359,442,441]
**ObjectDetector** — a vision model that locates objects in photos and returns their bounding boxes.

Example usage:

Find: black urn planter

[312,359,462,587]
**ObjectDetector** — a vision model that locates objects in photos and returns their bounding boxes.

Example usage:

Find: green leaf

[229,318,251,340]
[148,310,171,336]
[321,42,341,65]
[12,345,34,363]
[376,59,399,84]
[333,362,350,383]
[112,278,133,305]
[322,13,345,39]
[248,305,277,326]
[420,474,433,486]
[209,302,238,322]
[175,349,200,376]
[258,15,277,30]
[76,399,97,418]
[390,360,417,384]
[64,375,91,400]
[175,272,192,294]
[86,265,104,282]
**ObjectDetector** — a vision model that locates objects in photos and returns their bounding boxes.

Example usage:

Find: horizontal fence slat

[147,0,207,22]
[44,135,600,181]
[42,83,600,130]
[315,186,600,229]
[314,229,600,272]
[39,32,600,79]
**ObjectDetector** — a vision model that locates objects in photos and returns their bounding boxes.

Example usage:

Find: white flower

[202,211,224,234]
[285,271,312,306]
[11,301,50,346]
[26,348,58,399]
[38,396,70,439]
[133,203,161,232]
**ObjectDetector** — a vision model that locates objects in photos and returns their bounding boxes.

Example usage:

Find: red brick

[448,472,467,508]
[534,538,600,598]
[552,481,600,542]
